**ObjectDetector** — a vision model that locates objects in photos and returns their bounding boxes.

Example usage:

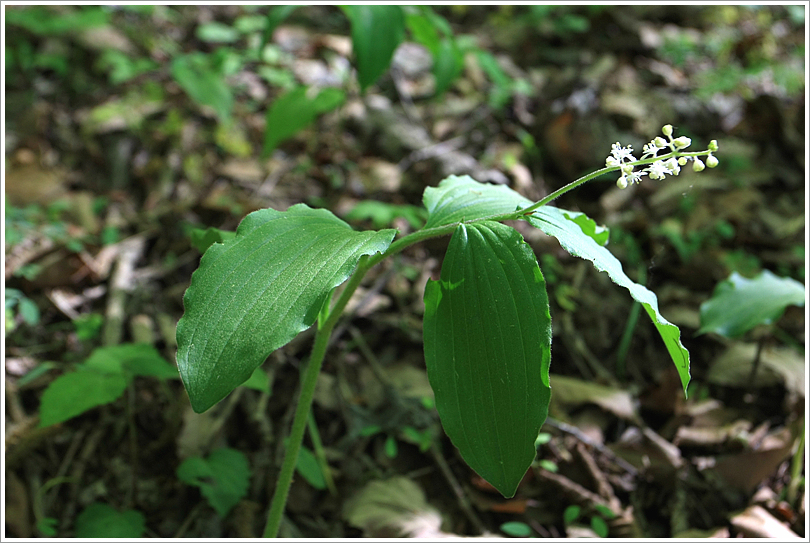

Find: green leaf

[196,21,240,43]
[342,5,405,91]
[176,448,250,517]
[176,204,395,412]
[262,85,346,156]
[189,226,236,254]
[698,270,806,338]
[170,53,233,121]
[75,503,145,538]
[423,175,531,229]
[241,366,270,393]
[344,200,426,229]
[563,504,581,524]
[423,221,552,498]
[293,442,327,490]
[501,521,533,537]
[39,368,127,427]
[591,515,609,537]
[432,38,464,96]
[83,343,177,380]
[526,206,691,394]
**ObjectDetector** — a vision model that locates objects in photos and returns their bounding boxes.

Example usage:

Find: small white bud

[672,136,692,149]
[708,140,719,152]
[616,176,628,189]
[678,157,688,166]
[706,154,719,168]
[662,124,673,136]
[621,164,634,174]
[606,156,620,167]
[654,136,667,148]
[693,158,705,172]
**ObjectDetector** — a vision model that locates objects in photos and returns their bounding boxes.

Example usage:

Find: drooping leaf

[75,503,145,538]
[176,448,250,517]
[698,270,805,337]
[526,206,691,393]
[423,221,552,498]
[176,204,395,412]
[342,5,405,91]
[423,174,532,228]
[39,369,127,428]
[262,85,345,156]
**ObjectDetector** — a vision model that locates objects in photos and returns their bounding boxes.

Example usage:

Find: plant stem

[262,257,373,537]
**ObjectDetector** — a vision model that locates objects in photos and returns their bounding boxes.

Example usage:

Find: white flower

[654,136,667,148]
[606,156,620,167]
[610,142,636,162]
[643,142,659,156]
[626,170,643,184]
[647,160,670,179]
[672,136,692,149]
[664,158,681,175]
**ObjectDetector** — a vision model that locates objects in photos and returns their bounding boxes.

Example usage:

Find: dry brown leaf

[730,505,801,538]
[550,375,639,422]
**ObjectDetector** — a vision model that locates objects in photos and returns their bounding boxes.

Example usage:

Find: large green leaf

[526,206,691,393]
[262,85,346,156]
[423,221,552,498]
[176,204,395,412]
[423,175,531,228]
[342,5,405,91]
[698,270,805,337]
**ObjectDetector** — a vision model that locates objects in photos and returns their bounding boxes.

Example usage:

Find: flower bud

[672,136,692,149]
[606,156,620,167]
[706,154,719,168]
[654,136,667,148]
[662,124,673,136]
[708,140,719,152]
[621,164,634,174]
[692,158,705,172]
[678,157,688,166]
[616,176,628,189]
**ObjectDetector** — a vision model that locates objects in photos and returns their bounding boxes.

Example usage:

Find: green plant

[563,503,617,538]
[175,126,718,536]
[176,447,251,517]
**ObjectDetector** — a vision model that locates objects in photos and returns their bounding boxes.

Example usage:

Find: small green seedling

[176,125,719,536]
[176,447,251,518]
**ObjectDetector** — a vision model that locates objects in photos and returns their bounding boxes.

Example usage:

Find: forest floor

[4,4,807,539]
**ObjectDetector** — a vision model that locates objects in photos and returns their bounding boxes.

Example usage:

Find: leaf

[342,5,406,91]
[75,503,145,538]
[176,204,395,412]
[344,200,426,229]
[423,175,532,229]
[83,343,177,380]
[423,221,552,498]
[526,206,691,394]
[176,448,250,517]
[292,441,327,490]
[501,521,533,537]
[262,85,346,156]
[698,270,805,337]
[170,53,233,120]
[39,368,127,428]
[196,21,240,43]
[343,477,440,536]
[241,366,270,393]
[432,38,464,96]
[189,226,236,254]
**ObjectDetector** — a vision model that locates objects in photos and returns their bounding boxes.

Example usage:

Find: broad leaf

[423,221,552,498]
[423,175,531,228]
[39,369,127,428]
[176,448,250,517]
[342,5,405,91]
[83,343,178,380]
[526,206,691,393]
[262,85,346,156]
[698,270,805,337]
[176,204,395,412]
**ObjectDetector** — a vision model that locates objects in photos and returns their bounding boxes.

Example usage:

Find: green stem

[263,256,374,537]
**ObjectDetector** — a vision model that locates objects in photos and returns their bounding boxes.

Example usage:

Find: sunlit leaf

[526,206,691,394]
[176,204,395,412]
[424,221,552,498]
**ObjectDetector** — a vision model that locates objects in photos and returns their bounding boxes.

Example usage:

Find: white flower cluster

[606,125,719,189]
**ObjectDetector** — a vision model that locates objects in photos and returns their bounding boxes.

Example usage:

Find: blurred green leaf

[241,366,270,393]
[6,6,108,35]
[342,5,405,91]
[262,86,345,156]
[698,270,806,337]
[189,226,236,254]
[75,503,145,538]
[196,21,240,43]
[171,53,233,120]
[176,448,250,517]
[501,521,533,537]
[39,369,128,427]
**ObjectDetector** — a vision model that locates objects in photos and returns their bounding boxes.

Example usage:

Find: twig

[429,442,487,535]
[545,417,638,477]
[102,235,146,347]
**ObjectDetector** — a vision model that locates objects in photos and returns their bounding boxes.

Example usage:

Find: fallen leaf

[729,505,801,538]
[551,375,639,422]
